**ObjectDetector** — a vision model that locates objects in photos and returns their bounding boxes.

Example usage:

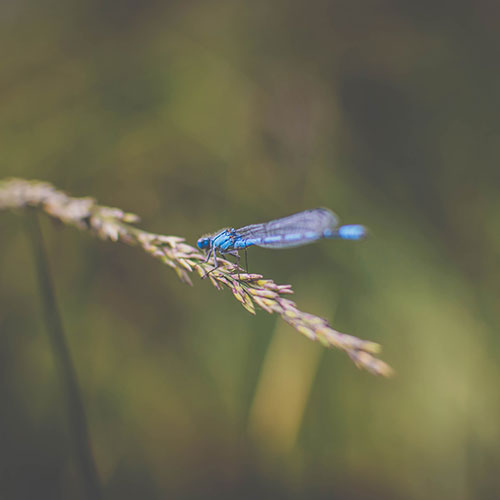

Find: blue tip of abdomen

[337,224,367,240]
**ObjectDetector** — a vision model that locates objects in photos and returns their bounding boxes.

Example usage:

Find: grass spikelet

[252,296,275,314]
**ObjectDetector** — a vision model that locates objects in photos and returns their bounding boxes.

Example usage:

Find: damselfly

[197,208,367,274]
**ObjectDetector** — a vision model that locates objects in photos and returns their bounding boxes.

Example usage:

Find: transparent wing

[235,208,339,248]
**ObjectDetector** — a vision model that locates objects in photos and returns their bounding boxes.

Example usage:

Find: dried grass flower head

[0,178,393,377]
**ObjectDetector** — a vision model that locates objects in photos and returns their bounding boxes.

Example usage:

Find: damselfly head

[197,236,211,250]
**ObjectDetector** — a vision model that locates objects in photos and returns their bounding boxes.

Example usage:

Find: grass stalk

[1,178,392,376]
[27,211,102,500]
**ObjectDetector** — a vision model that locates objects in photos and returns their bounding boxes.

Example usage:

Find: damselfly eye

[197,237,210,250]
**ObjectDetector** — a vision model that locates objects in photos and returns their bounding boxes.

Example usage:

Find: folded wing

[235,208,339,248]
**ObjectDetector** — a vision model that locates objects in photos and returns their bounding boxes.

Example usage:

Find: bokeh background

[1,1,500,499]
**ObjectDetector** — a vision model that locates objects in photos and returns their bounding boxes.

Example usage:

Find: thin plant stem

[27,211,102,500]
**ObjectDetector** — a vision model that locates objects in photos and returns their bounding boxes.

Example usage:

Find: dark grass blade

[28,212,102,500]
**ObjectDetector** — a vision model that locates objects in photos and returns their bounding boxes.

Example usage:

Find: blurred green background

[1,1,500,499]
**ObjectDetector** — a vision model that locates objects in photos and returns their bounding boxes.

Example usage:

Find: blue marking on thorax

[212,230,234,250]
[284,233,302,242]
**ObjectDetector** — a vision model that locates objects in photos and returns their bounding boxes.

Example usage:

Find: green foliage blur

[1,1,500,499]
